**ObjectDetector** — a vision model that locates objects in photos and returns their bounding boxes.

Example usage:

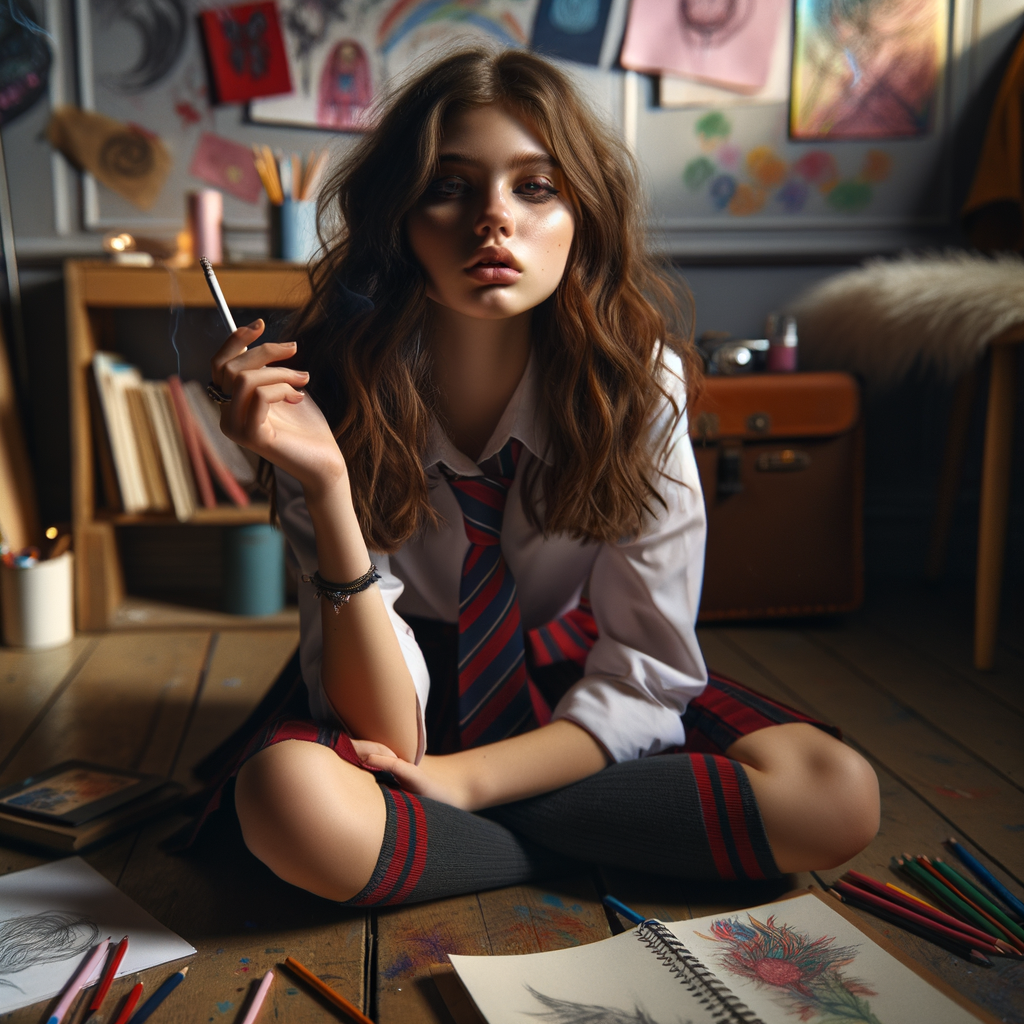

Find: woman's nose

[474,185,514,238]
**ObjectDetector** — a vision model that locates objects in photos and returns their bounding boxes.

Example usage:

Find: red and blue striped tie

[446,439,546,748]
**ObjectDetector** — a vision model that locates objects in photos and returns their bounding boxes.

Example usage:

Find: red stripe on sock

[389,794,428,904]
[357,789,410,905]
[715,759,765,880]
[690,756,736,880]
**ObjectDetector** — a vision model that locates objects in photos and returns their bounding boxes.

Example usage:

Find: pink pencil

[47,938,111,1024]
[240,970,274,1024]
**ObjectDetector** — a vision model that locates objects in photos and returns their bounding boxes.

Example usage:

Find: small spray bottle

[767,314,798,373]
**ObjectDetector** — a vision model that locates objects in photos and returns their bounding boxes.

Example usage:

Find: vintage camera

[697,333,770,375]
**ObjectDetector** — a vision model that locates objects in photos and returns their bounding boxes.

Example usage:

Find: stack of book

[91,353,259,520]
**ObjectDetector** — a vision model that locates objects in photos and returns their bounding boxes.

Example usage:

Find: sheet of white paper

[0,857,195,1013]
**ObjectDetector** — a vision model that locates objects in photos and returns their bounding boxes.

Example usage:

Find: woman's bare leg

[235,740,387,901]
[725,723,880,873]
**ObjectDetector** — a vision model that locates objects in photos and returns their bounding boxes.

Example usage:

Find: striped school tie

[446,439,546,748]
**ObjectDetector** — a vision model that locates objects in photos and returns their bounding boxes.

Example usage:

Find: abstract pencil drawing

[702,913,883,1024]
[678,0,753,49]
[93,0,189,94]
[790,0,948,139]
[523,985,684,1024]
[0,912,100,992]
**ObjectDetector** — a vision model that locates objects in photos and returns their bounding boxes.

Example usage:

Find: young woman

[209,48,879,905]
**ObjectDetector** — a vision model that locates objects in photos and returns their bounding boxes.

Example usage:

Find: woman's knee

[234,740,387,901]
[729,723,880,870]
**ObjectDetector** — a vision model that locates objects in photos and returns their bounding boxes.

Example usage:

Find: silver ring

[207,382,231,404]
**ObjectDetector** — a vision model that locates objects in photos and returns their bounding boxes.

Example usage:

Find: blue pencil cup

[223,524,285,616]
[270,198,318,263]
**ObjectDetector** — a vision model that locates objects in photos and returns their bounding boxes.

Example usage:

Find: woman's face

[406,104,575,321]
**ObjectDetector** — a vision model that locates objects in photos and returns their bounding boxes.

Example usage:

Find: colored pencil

[886,881,937,911]
[832,881,1004,957]
[896,857,997,937]
[945,837,1024,921]
[832,888,992,967]
[86,935,129,1017]
[240,970,274,1024]
[48,939,111,1024]
[844,871,1016,952]
[602,895,645,925]
[283,956,373,1024]
[111,983,143,1024]
[127,965,188,1024]
[914,855,1024,953]
[933,859,1024,944]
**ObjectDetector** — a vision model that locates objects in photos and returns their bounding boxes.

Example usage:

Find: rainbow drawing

[376,0,529,55]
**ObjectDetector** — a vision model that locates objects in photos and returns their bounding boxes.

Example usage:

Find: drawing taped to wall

[0,0,51,127]
[621,0,789,93]
[682,110,892,216]
[93,0,190,94]
[790,0,949,139]
[250,0,540,130]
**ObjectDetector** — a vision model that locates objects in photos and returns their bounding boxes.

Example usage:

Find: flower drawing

[700,914,883,1024]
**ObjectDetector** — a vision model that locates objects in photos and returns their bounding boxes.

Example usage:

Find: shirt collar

[423,351,552,476]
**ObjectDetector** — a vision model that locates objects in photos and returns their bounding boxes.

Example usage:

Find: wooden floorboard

[1,588,1020,1023]
[712,626,1024,882]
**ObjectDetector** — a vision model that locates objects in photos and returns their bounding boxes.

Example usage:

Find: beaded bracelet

[302,565,381,611]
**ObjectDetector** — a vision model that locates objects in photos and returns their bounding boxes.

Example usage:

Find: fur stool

[786,252,1024,670]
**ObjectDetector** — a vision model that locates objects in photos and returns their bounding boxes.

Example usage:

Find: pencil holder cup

[269,199,318,263]
[223,525,285,616]
[0,552,74,649]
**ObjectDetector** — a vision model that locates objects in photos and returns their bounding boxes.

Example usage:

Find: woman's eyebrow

[436,151,558,170]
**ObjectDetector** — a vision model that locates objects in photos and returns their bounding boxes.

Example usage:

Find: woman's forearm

[444,719,610,811]
[306,476,420,761]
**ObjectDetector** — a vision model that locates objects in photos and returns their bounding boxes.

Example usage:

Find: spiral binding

[635,921,765,1024]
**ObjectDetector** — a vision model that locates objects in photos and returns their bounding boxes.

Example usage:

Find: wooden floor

[1,580,1021,1024]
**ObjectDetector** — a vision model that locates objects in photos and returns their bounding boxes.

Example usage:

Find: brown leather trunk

[690,372,863,620]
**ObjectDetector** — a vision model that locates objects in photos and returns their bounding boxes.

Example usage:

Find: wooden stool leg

[926,369,977,581]
[975,344,1018,670]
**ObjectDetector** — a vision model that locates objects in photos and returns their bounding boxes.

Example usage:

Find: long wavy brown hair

[284,47,700,552]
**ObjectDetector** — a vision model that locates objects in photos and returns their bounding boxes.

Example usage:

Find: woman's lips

[465,263,522,284]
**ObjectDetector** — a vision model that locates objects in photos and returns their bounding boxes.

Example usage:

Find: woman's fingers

[210,319,268,383]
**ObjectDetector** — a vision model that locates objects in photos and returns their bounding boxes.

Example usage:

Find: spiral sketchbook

[447,891,994,1024]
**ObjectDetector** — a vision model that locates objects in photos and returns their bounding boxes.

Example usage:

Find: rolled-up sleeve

[552,356,708,761]
[276,468,431,763]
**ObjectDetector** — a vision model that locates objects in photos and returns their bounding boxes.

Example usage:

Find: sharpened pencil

[602,895,645,925]
[48,939,111,1024]
[127,965,188,1024]
[283,956,373,1024]
[86,935,128,1017]
[831,887,992,967]
[843,871,1018,953]
[945,838,1024,922]
[897,857,998,938]
[111,983,143,1024]
[832,881,1004,956]
[933,859,1024,944]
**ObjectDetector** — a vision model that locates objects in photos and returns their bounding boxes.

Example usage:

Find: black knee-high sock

[485,754,780,881]
[341,783,571,906]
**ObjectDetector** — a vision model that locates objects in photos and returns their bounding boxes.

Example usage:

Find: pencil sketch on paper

[702,913,882,1024]
[522,985,682,1024]
[0,912,100,993]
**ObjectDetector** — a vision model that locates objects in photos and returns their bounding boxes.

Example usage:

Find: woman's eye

[515,178,560,201]
[427,177,469,199]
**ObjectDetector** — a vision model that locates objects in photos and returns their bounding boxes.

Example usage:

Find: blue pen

[127,965,189,1024]
[602,895,645,925]
[946,838,1024,921]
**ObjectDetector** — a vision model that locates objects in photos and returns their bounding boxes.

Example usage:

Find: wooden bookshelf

[67,261,311,630]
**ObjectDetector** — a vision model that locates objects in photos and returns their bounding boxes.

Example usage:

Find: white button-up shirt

[276,348,708,765]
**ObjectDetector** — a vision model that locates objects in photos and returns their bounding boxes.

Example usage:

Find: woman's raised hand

[211,319,346,495]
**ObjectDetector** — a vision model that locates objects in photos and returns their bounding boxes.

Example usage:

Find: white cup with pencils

[254,146,327,264]
[0,539,74,649]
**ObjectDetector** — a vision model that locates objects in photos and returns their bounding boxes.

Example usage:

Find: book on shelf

[142,380,197,522]
[90,353,257,519]
[441,890,995,1024]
